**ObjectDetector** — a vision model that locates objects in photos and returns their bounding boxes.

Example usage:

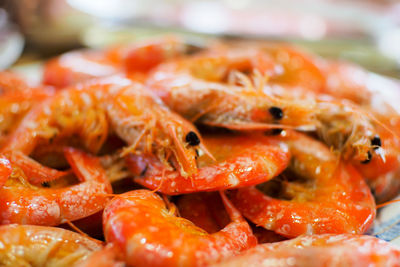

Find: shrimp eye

[41,182,50,188]
[268,107,283,120]
[271,128,283,135]
[371,136,381,149]
[361,151,372,164]
[186,131,200,146]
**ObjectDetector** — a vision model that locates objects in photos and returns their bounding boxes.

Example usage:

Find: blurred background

[0,0,399,77]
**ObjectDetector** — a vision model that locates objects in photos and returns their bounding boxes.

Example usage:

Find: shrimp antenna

[200,143,216,162]
[376,199,400,209]
[252,69,269,92]
[151,167,166,193]
[205,121,295,130]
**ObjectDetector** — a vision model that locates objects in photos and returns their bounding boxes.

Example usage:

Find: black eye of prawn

[371,135,382,149]
[41,182,50,188]
[268,107,284,120]
[361,151,372,164]
[271,128,283,135]
[186,131,200,146]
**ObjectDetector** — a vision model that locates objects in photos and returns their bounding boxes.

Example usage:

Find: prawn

[2,77,206,177]
[109,35,187,73]
[43,36,187,88]
[353,117,400,202]
[103,189,257,267]
[239,41,326,91]
[146,46,380,163]
[255,59,400,200]
[0,72,54,146]
[0,147,112,225]
[0,224,102,267]
[229,131,376,237]
[126,134,290,194]
[278,58,400,202]
[215,234,400,267]
[43,50,120,88]
[319,62,400,202]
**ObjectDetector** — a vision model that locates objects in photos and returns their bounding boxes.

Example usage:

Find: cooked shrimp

[109,35,186,73]
[247,41,326,91]
[277,58,400,201]
[0,224,101,267]
[0,147,112,225]
[147,49,317,129]
[103,189,257,267]
[3,77,204,177]
[146,47,380,163]
[230,131,376,237]
[43,50,119,88]
[317,62,400,202]
[43,36,186,88]
[352,117,400,202]
[258,61,400,199]
[127,134,289,194]
[0,72,54,146]
[215,234,400,267]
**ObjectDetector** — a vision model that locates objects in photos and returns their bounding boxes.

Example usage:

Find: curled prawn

[0,224,102,267]
[146,46,380,163]
[0,147,112,225]
[230,131,376,237]
[103,189,257,267]
[215,234,400,267]
[353,117,400,202]
[320,61,400,202]
[3,77,206,177]
[277,58,400,201]
[126,134,290,194]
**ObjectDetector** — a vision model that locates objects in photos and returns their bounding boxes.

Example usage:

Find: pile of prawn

[1,35,400,266]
